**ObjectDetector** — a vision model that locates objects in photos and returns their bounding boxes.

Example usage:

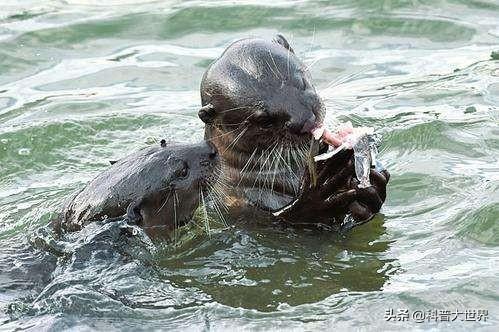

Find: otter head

[199,35,324,155]
[128,141,219,239]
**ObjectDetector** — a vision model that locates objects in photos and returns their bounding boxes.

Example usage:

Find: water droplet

[0,139,7,144]
[145,137,156,144]
[18,148,30,156]
[272,289,282,295]
[465,106,477,114]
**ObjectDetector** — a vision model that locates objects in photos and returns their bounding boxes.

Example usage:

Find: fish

[310,121,381,188]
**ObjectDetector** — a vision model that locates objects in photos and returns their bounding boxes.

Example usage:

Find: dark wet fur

[197,35,389,226]
[53,141,218,239]
[199,35,325,211]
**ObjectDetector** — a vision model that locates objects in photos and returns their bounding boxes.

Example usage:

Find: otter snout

[285,113,317,135]
[193,141,220,189]
[199,141,218,169]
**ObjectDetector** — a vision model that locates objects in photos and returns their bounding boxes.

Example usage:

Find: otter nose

[300,114,316,134]
[285,114,316,135]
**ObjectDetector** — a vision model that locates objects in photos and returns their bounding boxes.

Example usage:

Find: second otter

[54,141,219,239]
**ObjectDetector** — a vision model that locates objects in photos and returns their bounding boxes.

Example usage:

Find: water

[1,0,498,330]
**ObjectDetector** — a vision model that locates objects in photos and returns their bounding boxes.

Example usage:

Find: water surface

[1,0,498,330]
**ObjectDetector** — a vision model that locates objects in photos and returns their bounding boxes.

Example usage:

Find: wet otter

[198,35,389,226]
[54,141,219,239]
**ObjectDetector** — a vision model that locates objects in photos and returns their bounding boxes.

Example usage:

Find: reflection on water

[156,217,393,310]
[1,0,498,330]
[3,217,393,324]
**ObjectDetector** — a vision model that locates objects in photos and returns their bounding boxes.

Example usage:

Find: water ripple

[1,0,498,330]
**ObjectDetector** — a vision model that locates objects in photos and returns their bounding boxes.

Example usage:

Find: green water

[1,0,498,330]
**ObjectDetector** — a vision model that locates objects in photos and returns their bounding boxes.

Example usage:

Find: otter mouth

[207,118,318,199]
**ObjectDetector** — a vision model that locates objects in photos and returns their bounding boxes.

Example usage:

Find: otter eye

[259,118,274,129]
[253,113,274,129]
[175,161,189,179]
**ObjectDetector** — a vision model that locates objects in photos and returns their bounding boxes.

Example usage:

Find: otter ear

[198,103,216,124]
[126,199,143,225]
[273,34,295,54]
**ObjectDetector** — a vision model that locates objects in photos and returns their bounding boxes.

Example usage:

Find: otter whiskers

[234,142,307,199]
[221,126,248,156]
[199,189,210,237]
[155,189,173,215]
[207,163,230,227]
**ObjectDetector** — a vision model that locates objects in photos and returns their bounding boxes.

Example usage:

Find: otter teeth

[311,125,325,140]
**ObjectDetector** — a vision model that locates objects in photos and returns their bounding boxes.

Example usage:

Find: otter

[53,141,219,239]
[198,35,389,226]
